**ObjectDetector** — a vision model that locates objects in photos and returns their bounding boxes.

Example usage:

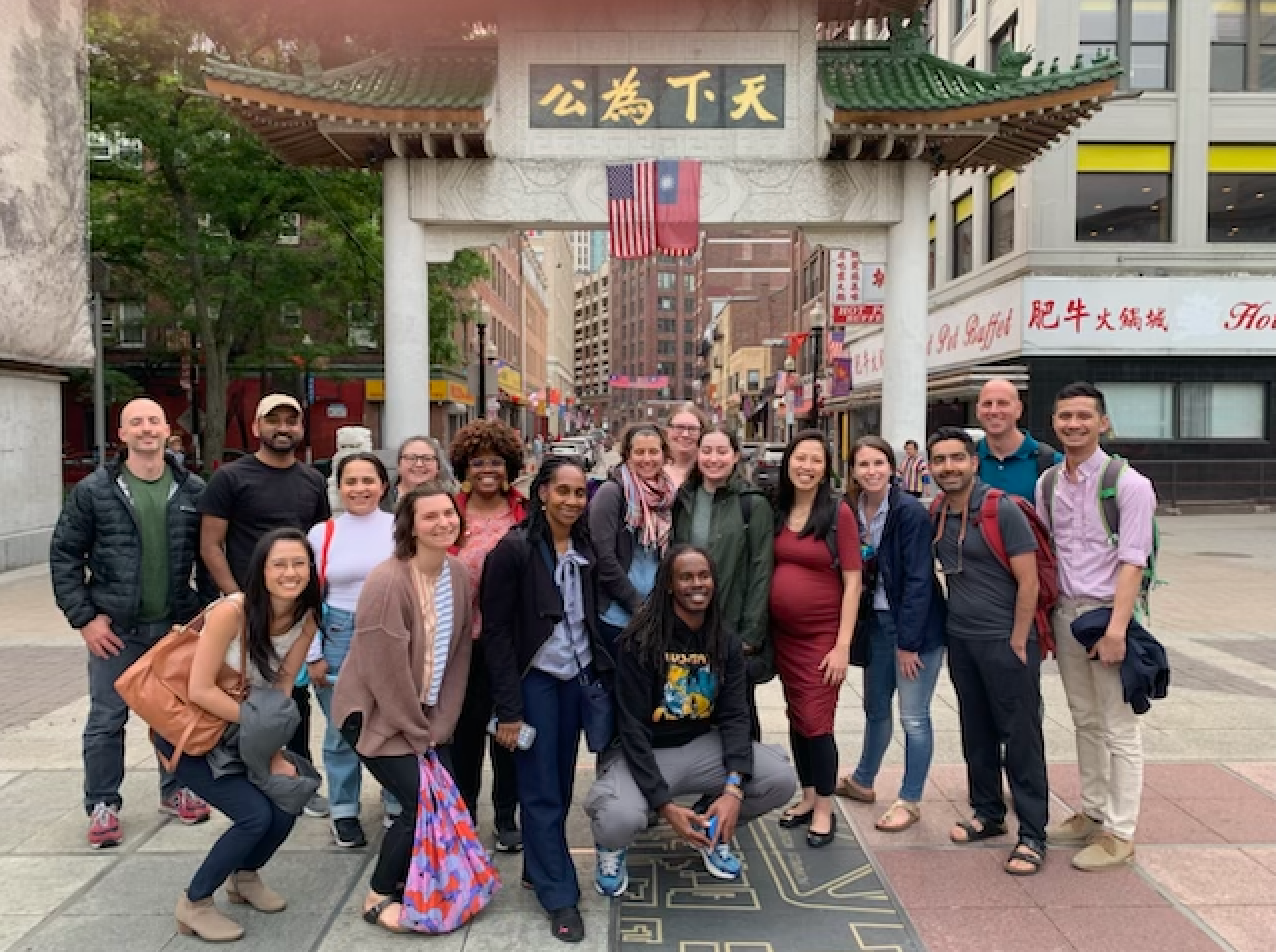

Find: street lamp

[808,302,827,430]
[474,305,490,422]
[783,355,796,442]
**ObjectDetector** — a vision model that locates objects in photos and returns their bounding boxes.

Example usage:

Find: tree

[88,2,486,466]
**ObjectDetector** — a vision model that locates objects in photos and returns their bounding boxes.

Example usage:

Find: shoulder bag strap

[319,519,335,587]
[1098,456,1126,545]
[1040,464,1062,534]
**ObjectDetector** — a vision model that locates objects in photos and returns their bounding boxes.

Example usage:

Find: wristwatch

[725,772,743,788]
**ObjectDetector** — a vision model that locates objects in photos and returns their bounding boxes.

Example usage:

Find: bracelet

[723,784,745,802]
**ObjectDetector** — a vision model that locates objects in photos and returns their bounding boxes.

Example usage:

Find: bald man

[974,379,1061,501]
[51,398,214,847]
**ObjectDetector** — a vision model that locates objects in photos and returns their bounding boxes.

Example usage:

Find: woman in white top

[305,452,396,849]
[166,527,321,942]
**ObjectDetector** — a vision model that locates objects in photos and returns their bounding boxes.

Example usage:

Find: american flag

[606,162,657,259]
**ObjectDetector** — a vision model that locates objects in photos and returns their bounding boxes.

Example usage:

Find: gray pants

[585,733,797,850]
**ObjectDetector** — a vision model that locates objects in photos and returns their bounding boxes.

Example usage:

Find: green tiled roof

[819,44,1122,113]
[204,50,495,111]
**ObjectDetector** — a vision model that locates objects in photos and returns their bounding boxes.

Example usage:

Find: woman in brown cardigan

[332,484,473,935]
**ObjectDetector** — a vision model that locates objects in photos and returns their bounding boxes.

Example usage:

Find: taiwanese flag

[655,159,701,255]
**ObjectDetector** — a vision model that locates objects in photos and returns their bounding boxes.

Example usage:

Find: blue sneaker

[594,847,629,897]
[699,842,743,880]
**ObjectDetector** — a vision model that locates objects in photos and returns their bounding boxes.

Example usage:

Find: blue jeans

[516,669,584,913]
[154,736,295,902]
[314,605,400,820]
[83,619,179,812]
[851,610,944,803]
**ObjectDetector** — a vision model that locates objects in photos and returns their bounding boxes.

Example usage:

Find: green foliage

[67,367,145,407]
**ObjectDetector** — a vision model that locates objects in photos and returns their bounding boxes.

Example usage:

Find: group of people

[50,377,1158,944]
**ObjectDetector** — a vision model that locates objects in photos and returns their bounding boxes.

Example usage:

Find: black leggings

[789,729,839,797]
[286,684,312,763]
[359,747,455,898]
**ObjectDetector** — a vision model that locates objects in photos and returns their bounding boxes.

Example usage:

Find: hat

[255,394,303,419]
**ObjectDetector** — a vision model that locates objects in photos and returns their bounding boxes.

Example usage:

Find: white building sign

[1023,277,1276,354]
[849,280,1022,388]
[828,249,886,325]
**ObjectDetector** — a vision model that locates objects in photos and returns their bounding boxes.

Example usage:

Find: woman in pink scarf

[588,423,676,662]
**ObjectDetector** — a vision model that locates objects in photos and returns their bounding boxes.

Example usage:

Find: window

[952,193,973,278]
[658,296,675,311]
[657,318,677,333]
[657,271,676,290]
[277,212,301,246]
[988,170,1016,260]
[955,0,976,34]
[747,368,761,390]
[683,273,695,292]
[1081,0,1173,91]
[1076,144,1173,242]
[1097,382,1175,439]
[1180,383,1265,438]
[684,319,695,334]
[347,302,377,349]
[683,341,694,356]
[1211,0,1276,91]
[280,301,302,329]
[116,301,146,349]
[928,217,936,289]
[658,340,676,356]
[684,296,697,313]
[990,14,1018,70]
[1209,145,1276,241]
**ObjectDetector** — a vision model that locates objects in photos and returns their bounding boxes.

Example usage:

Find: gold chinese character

[600,67,655,126]
[538,79,589,118]
[729,74,778,122]
[666,69,715,123]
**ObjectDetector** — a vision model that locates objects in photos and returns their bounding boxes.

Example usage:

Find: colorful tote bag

[401,750,501,933]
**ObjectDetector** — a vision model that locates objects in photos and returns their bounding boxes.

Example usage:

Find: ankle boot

[225,870,287,913]
[176,894,244,942]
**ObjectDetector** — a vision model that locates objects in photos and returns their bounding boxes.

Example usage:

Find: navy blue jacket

[874,487,946,654]
[1070,608,1170,715]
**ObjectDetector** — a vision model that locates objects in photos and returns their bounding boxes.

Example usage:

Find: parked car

[550,438,591,470]
[750,443,787,490]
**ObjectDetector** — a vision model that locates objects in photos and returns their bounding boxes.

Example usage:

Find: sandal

[874,800,921,833]
[362,896,410,934]
[835,776,876,803]
[950,817,1009,844]
[1005,841,1045,877]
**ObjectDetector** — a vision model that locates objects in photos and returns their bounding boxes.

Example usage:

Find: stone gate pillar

[882,159,930,452]
[383,157,430,447]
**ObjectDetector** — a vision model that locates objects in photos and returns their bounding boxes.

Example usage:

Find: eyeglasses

[468,457,505,470]
[931,505,966,579]
[668,424,701,434]
[401,454,437,465]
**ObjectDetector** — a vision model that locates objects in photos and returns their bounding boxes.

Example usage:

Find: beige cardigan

[332,555,472,759]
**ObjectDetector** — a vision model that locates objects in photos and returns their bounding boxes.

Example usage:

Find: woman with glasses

[445,420,527,852]
[836,436,945,834]
[385,436,458,512]
[664,403,709,489]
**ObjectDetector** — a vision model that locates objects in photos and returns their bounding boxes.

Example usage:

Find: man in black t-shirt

[198,393,330,812]
[929,426,1049,877]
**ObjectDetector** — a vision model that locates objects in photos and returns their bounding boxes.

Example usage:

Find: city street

[0,512,1273,951]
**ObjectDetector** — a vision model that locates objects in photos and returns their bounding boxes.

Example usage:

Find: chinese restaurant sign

[827,249,885,325]
[1022,277,1276,354]
[531,65,785,129]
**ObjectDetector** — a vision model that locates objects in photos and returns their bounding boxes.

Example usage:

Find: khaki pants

[1052,597,1143,840]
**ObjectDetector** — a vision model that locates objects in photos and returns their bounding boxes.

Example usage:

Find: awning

[824,364,1030,411]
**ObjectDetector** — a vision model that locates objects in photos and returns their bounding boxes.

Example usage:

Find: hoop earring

[501,478,510,492]
[460,480,472,494]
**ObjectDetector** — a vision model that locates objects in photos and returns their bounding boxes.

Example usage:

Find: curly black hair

[448,420,524,486]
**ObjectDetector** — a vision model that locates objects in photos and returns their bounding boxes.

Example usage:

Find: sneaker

[698,841,743,880]
[331,817,367,848]
[88,803,122,849]
[494,826,524,853]
[1071,832,1134,871]
[594,847,629,897]
[1046,812,1102,847]
[383,811,400,831]
[160,789,212,825]
[303,793,330,818]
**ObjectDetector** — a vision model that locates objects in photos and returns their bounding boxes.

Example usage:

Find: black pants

[359,747,456,898]
[286,684,312,764]
[445,639,519,832]
[746,682,762,743]
[789,729,838,797]
[947,636,1049,844]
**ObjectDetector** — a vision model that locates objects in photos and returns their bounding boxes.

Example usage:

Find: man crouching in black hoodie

[584,544,797,898]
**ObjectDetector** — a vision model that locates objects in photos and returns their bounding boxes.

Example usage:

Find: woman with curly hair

[445,419,527,853]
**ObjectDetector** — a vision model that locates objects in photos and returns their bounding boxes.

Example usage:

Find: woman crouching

[332,484,473,935]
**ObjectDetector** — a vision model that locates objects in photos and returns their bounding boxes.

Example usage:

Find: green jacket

[671,476,774,678]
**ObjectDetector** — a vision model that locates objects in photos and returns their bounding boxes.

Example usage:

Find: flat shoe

[362,897,410,934]
[875,800,921,833]
[778,808,814,829]
[835,777,876,803]
[807,814,837,848]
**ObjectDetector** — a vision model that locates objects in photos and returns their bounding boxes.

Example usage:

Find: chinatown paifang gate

[204,0,1121,453]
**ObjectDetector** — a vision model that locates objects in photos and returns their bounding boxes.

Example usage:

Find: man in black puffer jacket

[51,398,215,848]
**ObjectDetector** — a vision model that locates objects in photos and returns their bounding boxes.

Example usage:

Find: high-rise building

[574,261,611,429]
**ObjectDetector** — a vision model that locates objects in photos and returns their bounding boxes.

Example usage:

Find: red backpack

[930,488,1059,657]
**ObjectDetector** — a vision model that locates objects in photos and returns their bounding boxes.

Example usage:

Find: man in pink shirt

[1036,382,1157,872]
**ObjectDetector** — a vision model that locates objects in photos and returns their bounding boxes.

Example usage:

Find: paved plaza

[0,513,1273,951]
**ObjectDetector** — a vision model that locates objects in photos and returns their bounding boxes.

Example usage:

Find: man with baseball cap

[198,393,332,814]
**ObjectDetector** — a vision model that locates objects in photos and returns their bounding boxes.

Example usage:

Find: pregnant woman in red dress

[770,429,864,848]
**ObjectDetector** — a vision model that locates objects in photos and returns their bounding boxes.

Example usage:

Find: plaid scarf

[618,463,675,552]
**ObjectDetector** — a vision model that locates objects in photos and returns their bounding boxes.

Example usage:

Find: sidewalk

[0,513,1273,950]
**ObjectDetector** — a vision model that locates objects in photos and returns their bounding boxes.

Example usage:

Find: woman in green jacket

[671,426,774,739]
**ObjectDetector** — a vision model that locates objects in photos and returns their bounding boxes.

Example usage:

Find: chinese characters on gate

[530,65,785,129]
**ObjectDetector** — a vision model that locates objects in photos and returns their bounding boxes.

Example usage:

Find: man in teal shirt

[975,378,1061,501]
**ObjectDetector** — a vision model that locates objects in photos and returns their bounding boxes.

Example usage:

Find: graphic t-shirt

[655,648,719,725]
[198,455,330,589]
[122,465,173,622]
